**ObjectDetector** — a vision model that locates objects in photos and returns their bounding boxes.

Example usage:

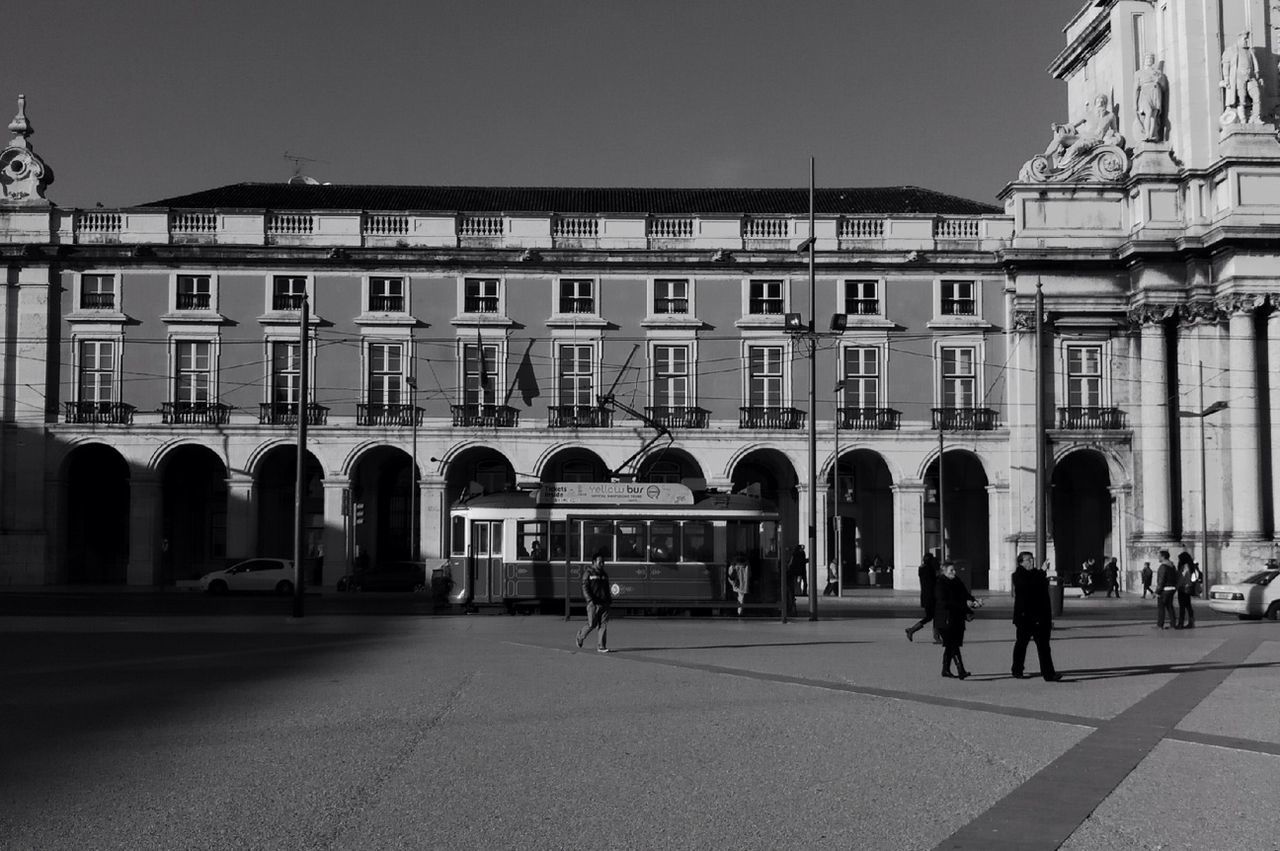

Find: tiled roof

[142,183,1001,216]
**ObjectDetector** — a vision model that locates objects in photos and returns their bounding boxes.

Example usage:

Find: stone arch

[922,448,991,589]
[1050,448,1114,590]
[155,443,230,582]
[62,442,131,584]
[636,447,705,484]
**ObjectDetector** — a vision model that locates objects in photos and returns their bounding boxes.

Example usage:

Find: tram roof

[453,490,776,513]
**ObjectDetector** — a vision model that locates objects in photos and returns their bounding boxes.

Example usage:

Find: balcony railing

[80,292,116,310]
[259,402,330,426]
[840,217,885,239]
[940,299,976,316]
[357,404,424,427]
[451,404,519,427]
[553,217,599,239]
[363,214,409,237]
[844,299,880,315]
[743,218,789,239]
[739,406,806,429]
[646,406,710,429]
[748,298,785,315]
[170,212,216,234]
[464,295,500,313]
[557,297,595,314]
[162,401,231,425]
[935,218,981,240]
[1056,407,1128,430]
[176,292,212,310]
[548,405,612,428]
[653,297,689,314]
[64,401,136,424]
[932,407,999,430]
[368,294,405,312]
[272,293,306,311]
[649,218,694,239]
[837,407,902,430]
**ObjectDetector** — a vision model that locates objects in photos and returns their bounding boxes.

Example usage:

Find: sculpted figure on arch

[1044,94,1123,167]
[1220,30,1263,125]
[1134,53,1168,142]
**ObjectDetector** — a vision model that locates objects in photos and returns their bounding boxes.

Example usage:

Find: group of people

[1077,556,1121,598]
[1142,550,1201,629]
[904,552,1060,681]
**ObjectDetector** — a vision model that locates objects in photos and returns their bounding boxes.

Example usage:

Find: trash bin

[1049,573,1064,617]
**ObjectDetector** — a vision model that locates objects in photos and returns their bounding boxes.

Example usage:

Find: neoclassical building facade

[2,0,1278,593]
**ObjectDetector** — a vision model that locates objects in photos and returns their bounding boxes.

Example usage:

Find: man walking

[1140,561,1154,599]
[1155,549,1177,629]
[1011,552,1062,682]
[575,554,613,653]
[905,551,940,643]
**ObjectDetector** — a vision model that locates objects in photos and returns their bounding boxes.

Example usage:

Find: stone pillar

[892,481,925,590]
[421,480,449,560]
[128,478,162,586]
[1110,484,1132,589]
[321,480,348,587]
[986,482,1010,592]
[224,472,255,560]
[1137,318,1172,539]
[1227,304,1262,537]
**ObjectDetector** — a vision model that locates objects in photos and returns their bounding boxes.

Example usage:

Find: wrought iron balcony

[79,292,115,310]
[64,401,136,424]
[739,406,806,429]
[272,293,306,311]
[463,295,500,313]
[451,404,519,428]
[1056,407,1127,430]
[940,299,976,316]
[368,294,404,312]
[548,405,612,428]
[932,407,999,430]
[557,297,595,314]
[837,407,902,430]
[357,403,424,427]
[843,299,880,316]
[259,402,330,426]
[162,401,231,425]
[645,406,710,429]
[176,292,212,310]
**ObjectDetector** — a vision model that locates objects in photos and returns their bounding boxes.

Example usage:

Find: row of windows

[71,338,1109,411]
[73,274,984,321]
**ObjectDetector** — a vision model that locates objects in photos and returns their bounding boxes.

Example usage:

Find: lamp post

[833,379,845,596]
[406,375,418,561]
[1177,360,1228,599]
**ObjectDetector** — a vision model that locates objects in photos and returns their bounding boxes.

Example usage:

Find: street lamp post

[406,375,418,562]
[1177,360,1228,599]
[833,379,845,596]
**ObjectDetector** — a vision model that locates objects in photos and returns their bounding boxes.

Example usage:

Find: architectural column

[1269,306,1280,539]
[224,472,255,561]
[986,482,1010,592]
[128,477,162,586]
[891,481,925,590]
[421,480,449,560]
[1136,315,1172,540]
[1226,301,1262,537]
[321,480,349,587]
[1110,484,1132,589]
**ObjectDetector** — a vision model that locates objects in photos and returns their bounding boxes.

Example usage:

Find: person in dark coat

[935,560,981,679]
[1155,549,1177,629]
[785,544,807,616]
[1103,556,1120,598]
[905,552,940,643]
[574,554,613,653]
[1011,552,1062,681]
[1175,551,1200,629]
[1140,562,1154,598]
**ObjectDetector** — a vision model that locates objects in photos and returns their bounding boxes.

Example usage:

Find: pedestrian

[1140,561,1154,599]
[1103,556,1120,598]
[822,557,839,597]
[574,553,613,653]
[1011,552,1062,681]
[727,552,750,616]
[905,551,940,643]
[1155,549,1177,629]
[786,544,807,616]
[1079,557,1095,596]
[935,560,981,679]
[1175,550,1200,629]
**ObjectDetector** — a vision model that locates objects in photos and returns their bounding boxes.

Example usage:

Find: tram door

[470,520,504,603]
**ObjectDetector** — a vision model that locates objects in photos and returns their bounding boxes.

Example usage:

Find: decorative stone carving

[1219,31,1264,126]
[1215,293,1268,315]
[1177,300,1223,327]
[0,95,54,205]
[1010,309,1047,331]
[1126,304,1178,328]
[1134,54,1169,142]
[1020,95,1129,183]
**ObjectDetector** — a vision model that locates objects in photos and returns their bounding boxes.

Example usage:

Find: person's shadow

[979,657,1280,683]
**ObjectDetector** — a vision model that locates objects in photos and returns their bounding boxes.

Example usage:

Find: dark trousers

[575,602,610,649]
[1141,582,1152,598]
[1157,590,1176,627]
[1012,623,1056,679]
[1176,590,1195,628]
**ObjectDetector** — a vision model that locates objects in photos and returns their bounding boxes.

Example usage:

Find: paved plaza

[1,594,1276,850]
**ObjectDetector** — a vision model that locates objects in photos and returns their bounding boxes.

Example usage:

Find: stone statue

[1220,31,1263,125]
[1043,94,1123,166]
[1134,53,1168,142]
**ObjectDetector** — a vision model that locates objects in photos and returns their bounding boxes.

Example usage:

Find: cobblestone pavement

[1,595,1274,850]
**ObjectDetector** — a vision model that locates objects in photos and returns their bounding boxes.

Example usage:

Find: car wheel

[1266,601,1279,621]
[276,580,294,595]
[208,580,228,595]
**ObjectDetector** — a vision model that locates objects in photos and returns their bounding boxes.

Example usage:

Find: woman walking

[935,560,982,679]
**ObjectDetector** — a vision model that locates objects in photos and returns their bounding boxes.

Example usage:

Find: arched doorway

[924,450,990,589]
[828,449,894,589]
[637,448,704,486]
[1051,449,1112,588]
[438,447,515,556]
[730,449,799,558]
[349,445,417,569]
[541,448,609,483]
[255,446,324,582]
[64,444,130,584]
[160,445,228,583]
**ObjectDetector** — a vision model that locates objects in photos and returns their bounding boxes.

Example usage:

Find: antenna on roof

[283,151,330,185]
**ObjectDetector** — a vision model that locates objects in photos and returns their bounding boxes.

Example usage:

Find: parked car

[1207,569,1280,620]
[200,558,295,595]
[336,561,426,593]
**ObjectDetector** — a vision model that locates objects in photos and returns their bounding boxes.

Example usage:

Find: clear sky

[8,1,1081,209]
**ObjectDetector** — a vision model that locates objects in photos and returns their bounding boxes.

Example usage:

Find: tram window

[491,523,504,559]
[451,516,466,555]
[517,521,548,560]
[550,521,579,561]
[472,522,489,555]
[682,521,713,562]
[615,522,646,562]
[649,521,678,562]
[584,521,613,562]
[761,520,779,560]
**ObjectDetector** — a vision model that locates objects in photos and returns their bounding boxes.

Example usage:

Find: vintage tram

[447,481,782,613]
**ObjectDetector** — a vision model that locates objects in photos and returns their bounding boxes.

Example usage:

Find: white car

[1207,569,1280,620]
[200,558,296,595]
